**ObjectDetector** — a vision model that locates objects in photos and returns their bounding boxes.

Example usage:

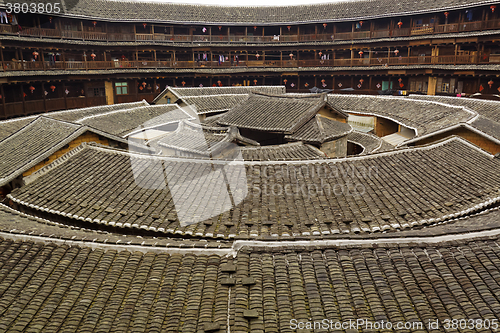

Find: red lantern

[217,80,222,87]
[283,79,288,85]
[321,79,325,83]
[358,50,364,57]
[93,21,97,27]
[323,23,327,29]
[397,21,403,28]
[359,79,364,84]
[287,26,291,31]
[491,5,496,12]
[90,53,96,60]
[359,21,363,27]
[255,53,260,59]
[398,78,403,83]
[142,81,147,87]
[254,26,257,31]
[444,12,449,18]
[218,26,222,31]
[488,80,494,88]
[181,81,186,86]
[121,55,126,60]
[32,51,39,60]
[49,17,52,23]
[143,23,147,29]
[50,85,56,92]
[304,83,309,88]
[253,79,257,85]
[29,86,35,93]
[394,49,400,55]
[289,53,293,59]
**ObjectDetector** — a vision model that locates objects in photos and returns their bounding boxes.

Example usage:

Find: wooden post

[21,84,26,115]
[0,85,6,118]
[369,76,372,92]
[0,47,4,69]
[62,82,68,109]
[41,49,46,70]
[41,82,47,112]
[135,79,139,100]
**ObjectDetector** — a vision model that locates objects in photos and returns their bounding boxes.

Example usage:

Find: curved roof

[8,137,500,239]
[2,0,496,25]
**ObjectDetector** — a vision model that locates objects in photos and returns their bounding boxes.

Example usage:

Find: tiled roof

[0,117,81,186]
[152,121,258,157]
[285,115,352,144]
[76,104,193,137]
[170,86,286,98]
[2,225,500,331]
[469,116,500,143]
[347,130,385,154]
[240,142,326,161]
[0,116,153,186]
[153,86,286,104]
[328,94,475,138]
[218,93,326,133]
[0,101,148,141]
[180,94,250,115]
[17,0,499,25]
[8,137,500,239]
[0,237,229,332]
[407,95,500,122]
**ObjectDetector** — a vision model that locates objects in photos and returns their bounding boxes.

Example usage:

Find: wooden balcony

[1,18,499,44]
[0,96,107,120]
[1,53,495,73]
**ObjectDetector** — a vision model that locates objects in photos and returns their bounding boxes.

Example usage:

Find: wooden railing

[2,53,496,73]
[0,96,107,120]
[1,18,500,44]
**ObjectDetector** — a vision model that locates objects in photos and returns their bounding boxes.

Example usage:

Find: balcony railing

[1,18,499,44]
[2,54,496,73]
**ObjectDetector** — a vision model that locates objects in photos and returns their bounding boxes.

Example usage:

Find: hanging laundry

[0,12,8,24]
[466,10,473,21]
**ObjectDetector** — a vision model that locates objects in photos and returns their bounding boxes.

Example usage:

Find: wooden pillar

[297,76,300,91]
[350,76,354,89]
[135,79,139,100]
[41,50,46,70]
[0,47,4,69]
[20,84,26,115]
[19,49,24,71]
[332,76,335,90]
[0,85,5,118]
[41,82,47,112]
[62,82,68,108]
[369,76,372,92]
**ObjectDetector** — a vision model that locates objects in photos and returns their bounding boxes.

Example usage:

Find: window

[167,98,171,104]
[115,82,128,95]
[90,87,105,97]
